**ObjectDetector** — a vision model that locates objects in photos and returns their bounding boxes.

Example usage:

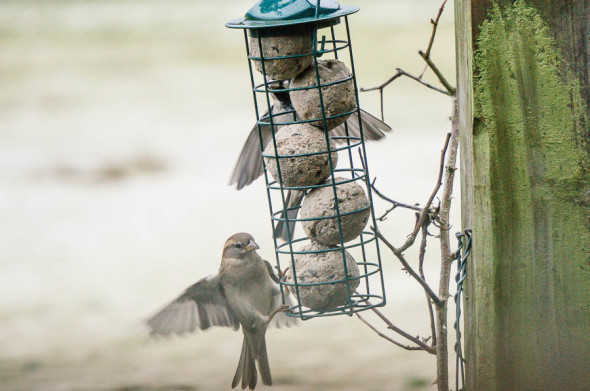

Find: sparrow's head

[223,232,260,259]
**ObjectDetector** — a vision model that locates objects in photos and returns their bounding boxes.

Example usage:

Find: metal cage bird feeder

[227,0,386,319]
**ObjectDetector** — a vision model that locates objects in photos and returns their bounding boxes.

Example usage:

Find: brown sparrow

[229,81,391,241]
[147,233,294,389]
[229,81,391,191]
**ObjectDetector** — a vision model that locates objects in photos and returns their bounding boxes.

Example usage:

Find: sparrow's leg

[265,304,290,324]
[249,306,287,330]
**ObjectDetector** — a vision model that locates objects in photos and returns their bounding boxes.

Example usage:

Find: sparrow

[146,233,295,390]
[229,81,392,241]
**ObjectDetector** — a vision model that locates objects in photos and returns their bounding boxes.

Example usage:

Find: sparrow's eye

[234,242,243,249]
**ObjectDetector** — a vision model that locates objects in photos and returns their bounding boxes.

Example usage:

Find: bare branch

[360,72,402,92]
[370,307,436,354]
[435,98,460,391]
[356,313,425,351]
[371,179,423,217]
[424,0,448,58]
[361,68,450,96]
[360,0,452,124]
[439,100,460,286]
[419,0,448,78]
[418,51,456,95]
[397,68,452,95]
[419,224,438,347]
[397,132,451,253]
[379,88,384,121]
[373,228,442,306]
[377,205,396,221]
[361,154,423,222]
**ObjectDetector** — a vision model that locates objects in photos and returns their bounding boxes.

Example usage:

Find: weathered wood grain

[456,1,590,390]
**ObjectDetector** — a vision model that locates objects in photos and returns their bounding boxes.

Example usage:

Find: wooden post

[455,0,590,390]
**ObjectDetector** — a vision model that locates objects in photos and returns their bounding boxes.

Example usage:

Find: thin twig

[373,228,442,306]
[419,0,448,78]
[360,0,452,122]
[397,68,452,96]
[419,224,437,348]
[371,307,436,354]
[418,51,456,95]
[377,205,396,221]
[356,313,425,351]
[371,179,423,217]
[361,68,450,96]
[371,180,422,212]
[397,132,451,253]
[361,154,423,222]
[360,72,402,92]
[379,88,385,121]
[424,0,447,58]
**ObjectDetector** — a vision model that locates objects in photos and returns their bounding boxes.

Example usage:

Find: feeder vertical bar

[251,32,303,315]
[244,31,288,306]
[344,16,386,304]
[330,26,339,60]
[336,21,371,299]
[311,25,355,316]
[255,34,306,320]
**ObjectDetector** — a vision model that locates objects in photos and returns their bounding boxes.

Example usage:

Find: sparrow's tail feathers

[231,340,246,388]
[331,109,392,143]
[359,108,392,139]
[257,338,272,386]
[232,337,258,390]
[274,190,304,242]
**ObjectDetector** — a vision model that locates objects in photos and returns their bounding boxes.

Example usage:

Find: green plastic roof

[226,0,359,29]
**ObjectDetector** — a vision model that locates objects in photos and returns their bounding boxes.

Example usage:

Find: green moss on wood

[472,1,590,389]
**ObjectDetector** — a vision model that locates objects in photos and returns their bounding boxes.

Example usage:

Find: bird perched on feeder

[230,80,390,190]
[229,80,391,240]
[146,232,294,390]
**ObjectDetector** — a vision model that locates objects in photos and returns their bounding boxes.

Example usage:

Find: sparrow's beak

[245,240,259,252]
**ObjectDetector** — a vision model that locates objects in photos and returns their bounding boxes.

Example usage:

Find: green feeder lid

[226,0,359,29]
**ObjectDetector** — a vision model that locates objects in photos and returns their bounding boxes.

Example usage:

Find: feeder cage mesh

[227,0,386,319]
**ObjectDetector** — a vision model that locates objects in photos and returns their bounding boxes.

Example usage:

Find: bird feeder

[227,0,386,319]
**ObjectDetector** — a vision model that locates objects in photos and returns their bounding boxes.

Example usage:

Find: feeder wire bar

[238,6,386,320]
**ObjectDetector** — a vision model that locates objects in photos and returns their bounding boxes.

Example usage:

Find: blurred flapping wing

[147,273,239,336]
[229,119,273,190]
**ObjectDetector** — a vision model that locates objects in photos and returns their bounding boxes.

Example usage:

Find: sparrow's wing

[264,260,299,328]
[331,109,392,143]
[229,116,273,190]
[273,190,305,241]
[146,273,240,336]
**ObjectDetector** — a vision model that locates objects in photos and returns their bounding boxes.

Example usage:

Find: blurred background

[0,0,457,390]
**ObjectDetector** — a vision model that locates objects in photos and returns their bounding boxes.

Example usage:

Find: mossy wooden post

[455,0,590,390]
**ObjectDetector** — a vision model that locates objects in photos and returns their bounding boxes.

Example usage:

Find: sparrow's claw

[279,267,290,279]
[265,304,290,324]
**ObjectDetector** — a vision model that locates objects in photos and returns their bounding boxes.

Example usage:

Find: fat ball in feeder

[300,177,370,245]
[286,242,360,311]
[227,0,386,319]
[249,28,314,81]
[290,59,356,130]
[263,123,338,187]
